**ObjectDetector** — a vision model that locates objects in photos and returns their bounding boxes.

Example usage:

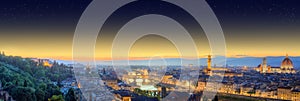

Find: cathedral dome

[281,54,293,69]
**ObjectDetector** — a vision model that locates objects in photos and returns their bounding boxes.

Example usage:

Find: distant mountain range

[55,56,300,69]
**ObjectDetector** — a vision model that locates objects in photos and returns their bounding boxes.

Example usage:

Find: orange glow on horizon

[2,51,299,61]
[1,30,300,60]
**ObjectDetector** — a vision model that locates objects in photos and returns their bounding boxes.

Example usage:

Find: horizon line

[2,55,298,61]
[0,51,296,61]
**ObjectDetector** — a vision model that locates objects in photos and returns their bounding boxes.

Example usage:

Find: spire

[286,53,288,58]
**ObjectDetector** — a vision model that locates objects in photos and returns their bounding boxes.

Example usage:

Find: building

[255,54,296,74]
[262,58,268,73]
[161,74,176,85]
[30,58,53,67]
[291,89,300,101]
[277,87,292,100]
[240,85,254,96]
[103,79,119,90]
[118,83,133,91]
[255,89,276,98]
[195,81,206,92]
[223,71,243,77]
[122,69,150,86]
[203,55,229,75]
[113,90,131,101]
[203,55,243,78]
[219,83,236,94]
[280,54,296,73]
[207,55,212,71]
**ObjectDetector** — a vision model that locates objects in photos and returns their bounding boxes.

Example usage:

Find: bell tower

[262,57,267,73]
[207,55,211,70]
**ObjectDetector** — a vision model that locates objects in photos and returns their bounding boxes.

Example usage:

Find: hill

[0,53,73,101]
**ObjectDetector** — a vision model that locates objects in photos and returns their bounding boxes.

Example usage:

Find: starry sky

[0,0,300,60]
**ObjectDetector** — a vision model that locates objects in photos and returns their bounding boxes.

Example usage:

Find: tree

[65,88,76,101]
[35,68,46,78]
[15,80,18,86]
[1,78,6,87]
[35,88,45,101]
[134,88,142,94]
[3,82,13,90]
[212,95,219,101]
[0,54,75,101]
[39,83,47,91]
[247,90,255,97]
[48,95,64,101]
[57,80,62,88]
[24,80,28,87]
[9,87,36,101]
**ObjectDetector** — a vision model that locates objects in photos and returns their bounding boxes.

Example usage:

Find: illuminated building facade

[255,54,296,74]
[277,87,292,100]
[280,54,296,73]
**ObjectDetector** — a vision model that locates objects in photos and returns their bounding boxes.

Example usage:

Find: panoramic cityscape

[1,52,300,101]
[1,0,300,101]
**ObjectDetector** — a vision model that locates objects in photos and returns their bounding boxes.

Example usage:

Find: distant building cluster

[255,54,296,74]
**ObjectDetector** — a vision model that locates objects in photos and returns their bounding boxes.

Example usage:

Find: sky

[0,0,300,60]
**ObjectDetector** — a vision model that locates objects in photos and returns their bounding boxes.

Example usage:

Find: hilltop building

[30,58,53,67]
